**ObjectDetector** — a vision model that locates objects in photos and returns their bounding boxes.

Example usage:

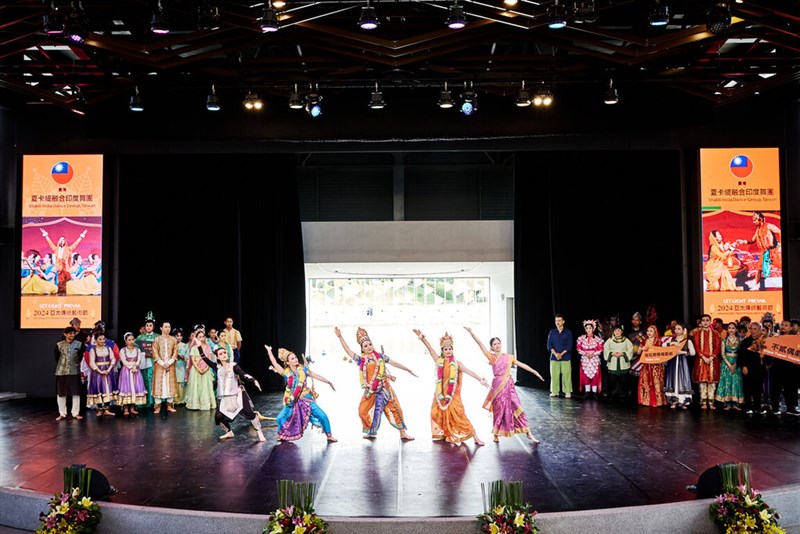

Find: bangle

[418,335,423,340]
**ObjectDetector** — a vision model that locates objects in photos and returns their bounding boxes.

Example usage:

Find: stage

[2,387,800,519]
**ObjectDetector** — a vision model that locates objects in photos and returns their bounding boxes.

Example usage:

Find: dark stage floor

[2,388,799,517]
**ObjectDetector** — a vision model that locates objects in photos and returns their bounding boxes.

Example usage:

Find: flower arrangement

[264,480,327,534]
[709,462,785,534]
[477,480,539,534]
[36,466,102,534]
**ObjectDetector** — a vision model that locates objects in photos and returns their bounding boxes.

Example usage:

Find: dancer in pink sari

[464,326,544,443]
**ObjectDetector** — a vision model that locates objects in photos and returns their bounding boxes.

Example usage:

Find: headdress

[278,348,297,363]
[632,312,643,321]
[440,332,453,349]
[583,319,597,329]
[144,311,155,324]
[193,323,205,333]
[760,312,775,324]
[123,331,134,339]
[356,326,370,345]
[94,320,106,330]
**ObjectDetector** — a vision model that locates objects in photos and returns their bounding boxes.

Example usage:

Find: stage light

[243,91,263,110]
[446,2,466,29]
[574,1,597,24]
[603,79,619,105]
[438,82,454,109]
[649,0,669,27]
[369,82,386,109]
[460,82,476,115]
[64,2,88,44]
[288,83,304,109]
[43,2,64,35]
[151,0,170,34]
[70,87,86,116]
[197,4,221,31]
[272,0,286,7]
[503,0,518,6]
[259,5,279,33]
[129,86,144,112]
[206,84,220,111]
[547,0,568,29]
[305,85,322,117]
[533,85,553,107]
[707,2,731,34]
[359,1,379,30]
[515,81,531,107]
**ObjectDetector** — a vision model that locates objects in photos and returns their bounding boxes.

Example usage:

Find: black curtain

[116,154,304,388]
[514,151,683,388]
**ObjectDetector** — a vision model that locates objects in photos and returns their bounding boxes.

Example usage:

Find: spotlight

[359,1,379,30]
[438,82,454,108]
[707,2,731,34]
[533,85,553,107]
[305,85,322,117]
[243,91,263,110]
[547,0,568,29]
[43,2,64,35]
[503,0,518,6]
[197,4,221,31]
[272,0,286,7]
[649,0,669,27]
[259,5,279,33]
[288,83,304,109]
[574,1,597,24]
[64,2,88,44]
[206,84,220,111]
[515,81,531,107]
[129,86,144,112]
[460,82,476,115]
[603,79,619,105]
[70,87,86,116]
[369,82,386,109]
[446,2,466,29]
[151,0,170,34]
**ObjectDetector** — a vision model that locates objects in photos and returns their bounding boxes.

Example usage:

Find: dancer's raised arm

[387,358,418,378]
[334,326,357,359]
[412,329,439,364]
[516,360,545,382]
[458,361,489,387]
[308,370,335,391]
[464,326,492,361]
[264,345,284,375]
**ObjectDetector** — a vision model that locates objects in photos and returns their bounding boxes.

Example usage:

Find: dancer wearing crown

[265,345,337,442]
[413,329,488,446]
[334,326,418,440]
[464,326,544,443]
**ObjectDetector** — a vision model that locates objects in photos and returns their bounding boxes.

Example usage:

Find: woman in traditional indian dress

[663,323,696,410]
[21,253,58,295]
[464,326,544,443]
[201,347,265,441]
[705,230,738,291]
[334,326,418,440]
[637,325,667,407]
[86,332,118,416]
[266,345,337,443]
[118,332,147,415]
[66,253,101,295]
[174,329,190,405]
[577,320,604,399]
[716,322,744,410]
[412,329,488,446]
[184,329,216,411]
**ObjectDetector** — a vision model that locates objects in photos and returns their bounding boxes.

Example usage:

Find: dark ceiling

[1,0,799,117]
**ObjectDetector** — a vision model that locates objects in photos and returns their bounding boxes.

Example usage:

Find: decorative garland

[359,352,385,395]
[435,356,458,410]
[283,366,307,407]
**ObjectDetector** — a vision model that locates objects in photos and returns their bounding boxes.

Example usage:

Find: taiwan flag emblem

[730,155,753,178]
[51,161,74,184]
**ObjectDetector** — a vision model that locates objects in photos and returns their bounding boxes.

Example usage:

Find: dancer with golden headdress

[413,329,488,446]
[334,326,417,440]
[266,345,337,442]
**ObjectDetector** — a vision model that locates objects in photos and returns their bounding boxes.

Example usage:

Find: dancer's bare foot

[256,430,266,442]
[219,431,234,440]
[153,405,161,414]
[474,437,485,446]
[527,433,540,444]
[55,415,67,421]
[492,435,500,443]
[72,414,83,420]
[167,405,177,413]
[363,433,377,439]
[326,434,338,442]
[130,408,139,415]
[400,431,415,441]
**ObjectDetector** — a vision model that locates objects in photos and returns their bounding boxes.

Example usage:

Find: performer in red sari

[692,314,721,410]
[637,325,667,407]
[413,329,488,446]
[334,326,417,440]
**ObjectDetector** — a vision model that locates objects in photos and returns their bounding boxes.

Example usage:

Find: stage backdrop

[116,154,304,388]
[514,151,683,387]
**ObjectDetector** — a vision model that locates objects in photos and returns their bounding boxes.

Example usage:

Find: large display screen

[20,155,103,328]
[700,148,782,323]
